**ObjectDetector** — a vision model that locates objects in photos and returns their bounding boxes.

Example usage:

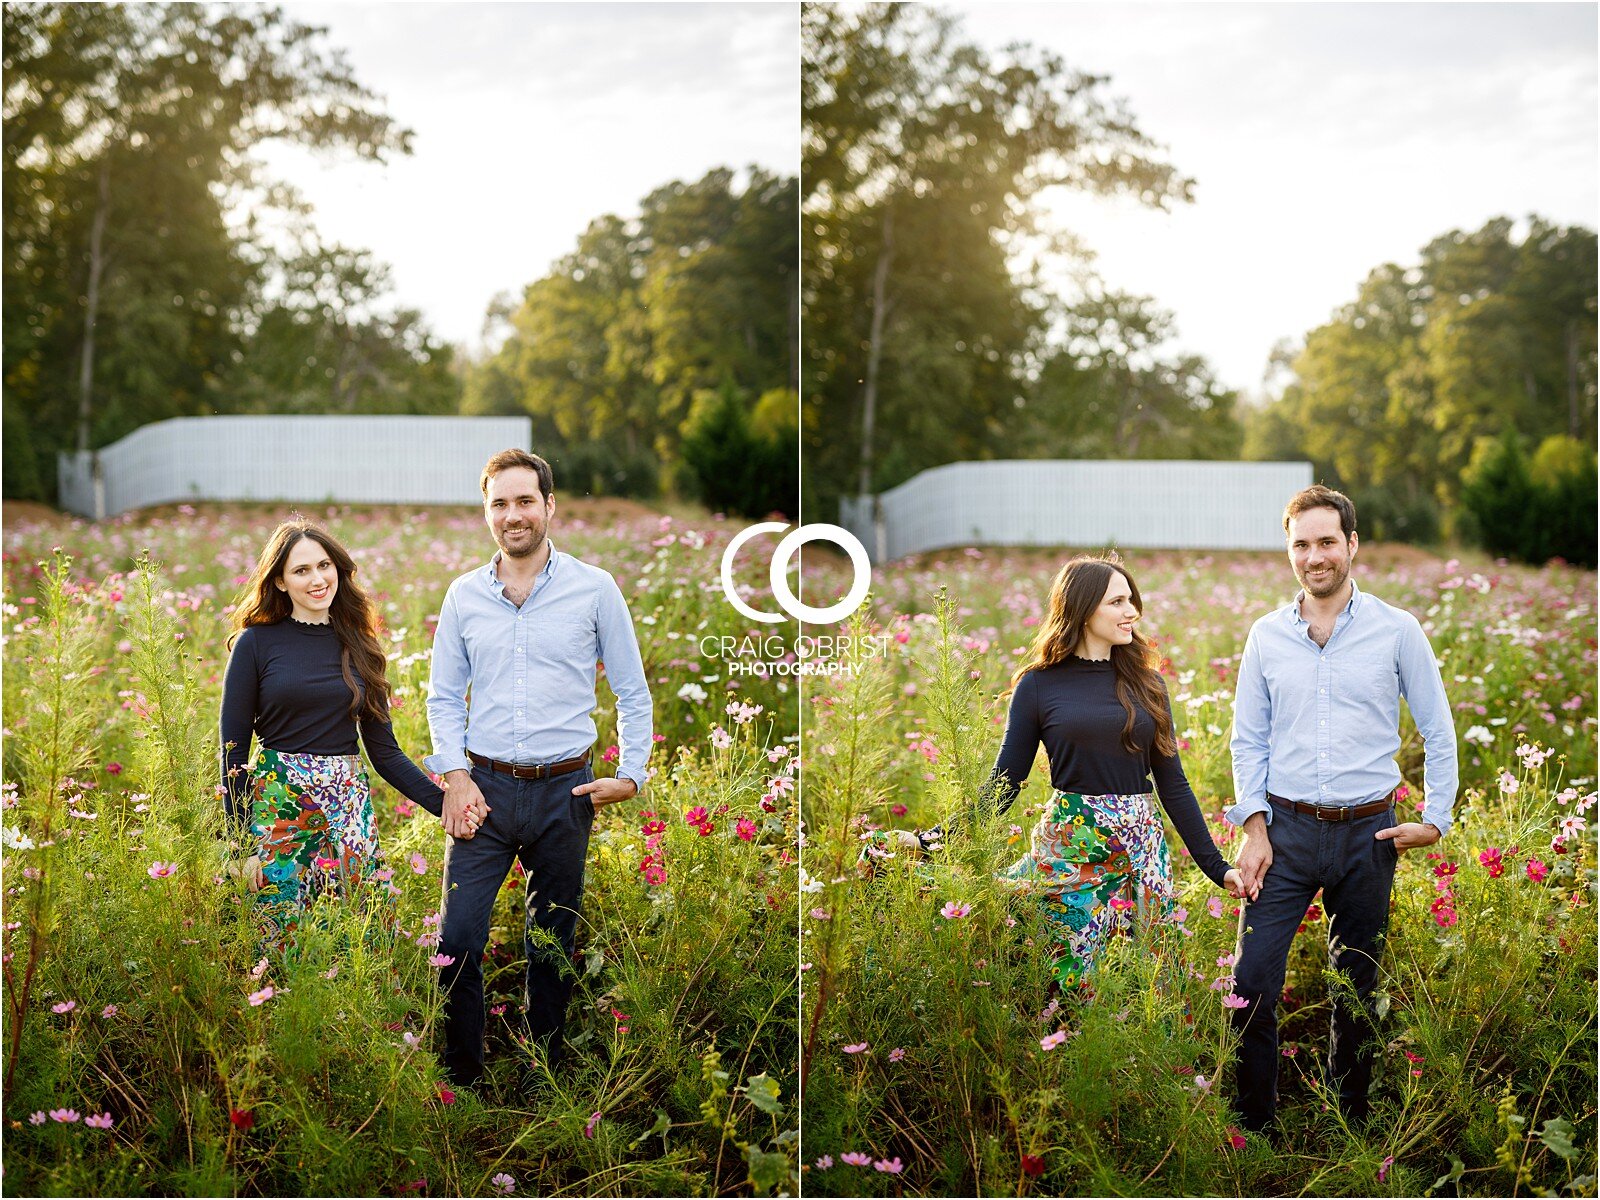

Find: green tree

[802,2,1194,516]
[3,2,412,499]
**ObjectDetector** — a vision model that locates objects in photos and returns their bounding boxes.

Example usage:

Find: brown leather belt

[1268,792,1394,822]
[467,750,591,780]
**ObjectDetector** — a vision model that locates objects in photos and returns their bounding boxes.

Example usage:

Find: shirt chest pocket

[1339,651,1396,702]
[531,611,597,670]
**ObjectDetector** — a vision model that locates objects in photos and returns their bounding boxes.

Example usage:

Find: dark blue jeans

[1230,802,1398,1130]
[437,763,594,1088]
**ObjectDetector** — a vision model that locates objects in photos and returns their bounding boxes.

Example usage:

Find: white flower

[1463,725,1493,747]
[2,825,35,851]
[677,683,707,704]
[798,868,824,895]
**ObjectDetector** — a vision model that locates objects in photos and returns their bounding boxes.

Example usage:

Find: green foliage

[2,503,799,1196]
[802,3,1209,515]
[465,168,797,501]
[678,384,798,519]
[1255,216,1597,542]
[1461,431,1597,567]
[800,544,1597,1196]
[2,3,456,501]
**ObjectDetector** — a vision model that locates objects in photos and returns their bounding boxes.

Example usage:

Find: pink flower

[736,817,757,842]
[49,1109,80,1123]
[890,803,908,816]
[85,1112,113,1129]
[429,953,456,968]
[491,1172,516,1195]
[146,861,178,879]
[1108,896,1136,912]
[250,957,270,979]
[100,1004,117,1018]
[247,985,277,1006]
[584,1111,602,1139]
[1221,994,1250,1010]
[683,806,709,827]
[874,1157,904,1174]
[28,1112,45,1125]
[1206,896,1225,918]
[1377,1155,1395,1183]
[940,901,971,920]
[1040,1030,1068,1051]
[409,852,428,875]
[840,1152,873,1167]
[842,1042,869,1054]
[888,1047,905,1062]
[105,762,123,775]
[1478,847,1505,878]
[643,865,667,887]
[814,1155,834,1169]
[51,1000,76,1014]
[1526,858,1549,882]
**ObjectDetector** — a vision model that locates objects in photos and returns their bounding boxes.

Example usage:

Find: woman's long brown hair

[228,521,392,724]
[1010,554,1176,757]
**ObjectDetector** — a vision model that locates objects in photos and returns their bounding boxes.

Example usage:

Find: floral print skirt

[1000,790,1175,990]
[249,747,387,951]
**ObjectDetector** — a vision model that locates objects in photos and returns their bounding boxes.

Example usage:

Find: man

[425,448,653,1091]
[1226,484,1457,1134]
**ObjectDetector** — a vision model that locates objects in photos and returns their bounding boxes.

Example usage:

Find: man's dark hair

[1283,483,1357,539]
[480,449,554,501]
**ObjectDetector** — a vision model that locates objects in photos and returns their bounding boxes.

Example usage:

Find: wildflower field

[1,500,800,1197]
[801,545,1597,1197]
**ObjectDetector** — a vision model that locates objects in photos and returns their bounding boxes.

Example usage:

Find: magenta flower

[940,900,971,920]
[146,861,178,879]
[1526,858,1549,882]
[840,1152,873,1167]
[1377,1155,1395,1183]
[491,1172,515,1194]
[736,817,757,842]
[683,806,709,827]
[584,1111,602,1139]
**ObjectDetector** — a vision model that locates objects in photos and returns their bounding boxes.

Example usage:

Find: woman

[984,554,1244,990]
[220,520,443,950]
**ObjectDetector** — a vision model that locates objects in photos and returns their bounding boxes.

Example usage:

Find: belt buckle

[1314,803,1348,823]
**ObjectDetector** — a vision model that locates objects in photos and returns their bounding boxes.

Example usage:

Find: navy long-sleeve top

[219,619,444,833]
[988,656,1231,886]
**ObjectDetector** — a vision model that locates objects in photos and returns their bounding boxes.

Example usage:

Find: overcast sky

[261,2,797,352]
[957,2,1597,395]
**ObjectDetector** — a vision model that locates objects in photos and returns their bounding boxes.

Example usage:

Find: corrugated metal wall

[58,415,533,518]
[840,460,1315,560]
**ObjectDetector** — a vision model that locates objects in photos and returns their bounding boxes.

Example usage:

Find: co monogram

[719,523,872,625]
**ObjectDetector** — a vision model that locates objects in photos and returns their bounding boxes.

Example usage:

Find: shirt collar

[482,541,560,593]
[1286,577,1363,627]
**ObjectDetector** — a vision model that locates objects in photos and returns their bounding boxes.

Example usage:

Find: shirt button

[1319,719,1326,726]
[1319,688,1327,695]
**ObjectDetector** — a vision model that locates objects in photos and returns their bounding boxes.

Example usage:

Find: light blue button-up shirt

[424,545,653,791]
[1227,580,1458,837]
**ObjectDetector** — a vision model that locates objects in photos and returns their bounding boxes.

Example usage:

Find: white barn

[57,415,533,518]
[839,459,1315,561]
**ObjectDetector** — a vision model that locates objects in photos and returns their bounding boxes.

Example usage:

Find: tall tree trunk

[75,158,111,455]
[787,268,799,392]
[857,206,894,498]
[1567,320,1581,440]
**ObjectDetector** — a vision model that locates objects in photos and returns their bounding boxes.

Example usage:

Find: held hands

[1233,813,1272,901]
[442,770,491,839]
[572,774,639,810]
[1223,868,1248,900]
[226,854,265,892]
[1376,821,1442,853]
